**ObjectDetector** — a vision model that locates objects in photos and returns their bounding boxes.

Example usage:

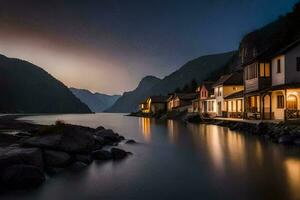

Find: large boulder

[111,148,129,160]
[75,154,93,164]
[44,150,72,168]
[0,164,45,190]
[0,146,43,171]
[95,129,120,143]
[22,124,96,154]
[92,150,112,160]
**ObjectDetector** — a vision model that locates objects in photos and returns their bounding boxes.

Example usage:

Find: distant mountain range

[0,55,91,113]
[105,76,161,113]
[106,51,238,113]
[70,88,120,112]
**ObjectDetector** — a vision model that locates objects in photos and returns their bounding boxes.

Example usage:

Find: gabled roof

[200,81,214,93]
[224,90,244,100]
[243,38,300,66]
[173,93,198,101]
[212,71,243,87]
[148,95,168,103]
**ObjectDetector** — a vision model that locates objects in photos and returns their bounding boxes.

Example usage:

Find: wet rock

[22,125,95,154]
[44,150,72,168]
[119,136,125,141]
[0,164,45,190]
[68,162,87,171]
[95,129,120,143]
[75,154,93,164]
[111,148,130,160]
[95,126,105,131]
[126,139,137,144]
[15,132,32,138]
[92,150,112,160]
[0,147,43,171]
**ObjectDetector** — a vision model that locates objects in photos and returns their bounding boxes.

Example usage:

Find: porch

[245,87,300,120]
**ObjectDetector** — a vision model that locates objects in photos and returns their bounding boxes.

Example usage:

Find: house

[167,93,198,112]
[243,39,300,120]
[139,101,149,113]
[198,81,214,114]
[224,90,244,118]
[145,95,168,114]
[212,71,244,116]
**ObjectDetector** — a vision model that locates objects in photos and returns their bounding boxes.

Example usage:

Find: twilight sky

[0,0,298,94]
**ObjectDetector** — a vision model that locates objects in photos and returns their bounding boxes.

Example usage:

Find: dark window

[297,57,300,72]
[277,95,284,109]
[277,59,281,73]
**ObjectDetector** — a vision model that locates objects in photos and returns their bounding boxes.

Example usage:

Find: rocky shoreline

[0,115,135,192]
[187,116,300,146]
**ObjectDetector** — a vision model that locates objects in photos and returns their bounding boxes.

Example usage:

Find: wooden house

[212,71,244,117]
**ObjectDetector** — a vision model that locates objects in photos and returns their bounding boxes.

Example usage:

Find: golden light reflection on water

[205,125,225,173]
[139,118,151,142]
[285,158,300,199]
[167,120,180,144]
[187,124,265,176]
[226,129,246,171]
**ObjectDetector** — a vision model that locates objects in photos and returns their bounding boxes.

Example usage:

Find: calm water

[5,113,300,200]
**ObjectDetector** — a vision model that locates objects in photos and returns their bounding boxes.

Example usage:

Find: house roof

[224,90,244,100]
[174,93,198,101]
[148,95,168,103]
[212,71,243,87]
[242,38,300,66]
[200,81,214,94]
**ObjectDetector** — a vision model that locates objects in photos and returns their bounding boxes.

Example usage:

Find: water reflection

[139,117,151,142]
[167,120,180,144]
[15,114,300,200]
[285,158,300,200]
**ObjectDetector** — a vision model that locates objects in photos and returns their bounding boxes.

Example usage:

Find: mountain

[106,76,161,113]
[70,88,120,112]
[239,1,300,63]
[107,51,237,113]
[0,55,91,113]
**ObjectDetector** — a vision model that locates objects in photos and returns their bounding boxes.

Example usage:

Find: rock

[22,125,96,154]
[68,162,87,171]
[75,154,93,164]
[95,126,105,131]
[44,150,72,168]
[95,129,120,143]
[15,132,32,138]
[111,148,129,160]
[0,147,43,171]
[0,164,45,190]
[92,150,112,160]
[94,135,106,145]
[278,135,295,144]
[119,136,125,141]
[126,139,137,144]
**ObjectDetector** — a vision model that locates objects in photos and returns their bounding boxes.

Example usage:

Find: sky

[0,0,298,95]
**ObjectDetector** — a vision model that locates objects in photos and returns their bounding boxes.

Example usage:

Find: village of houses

[138,39,300,123]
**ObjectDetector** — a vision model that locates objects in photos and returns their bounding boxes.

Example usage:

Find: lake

[5,113,300,200]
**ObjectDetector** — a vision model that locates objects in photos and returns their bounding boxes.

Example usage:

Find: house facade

[142,96,167,114]
[224,90,244,118]
[212,71,244,117]
[243,40,300,120]
[167,93,198,112]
